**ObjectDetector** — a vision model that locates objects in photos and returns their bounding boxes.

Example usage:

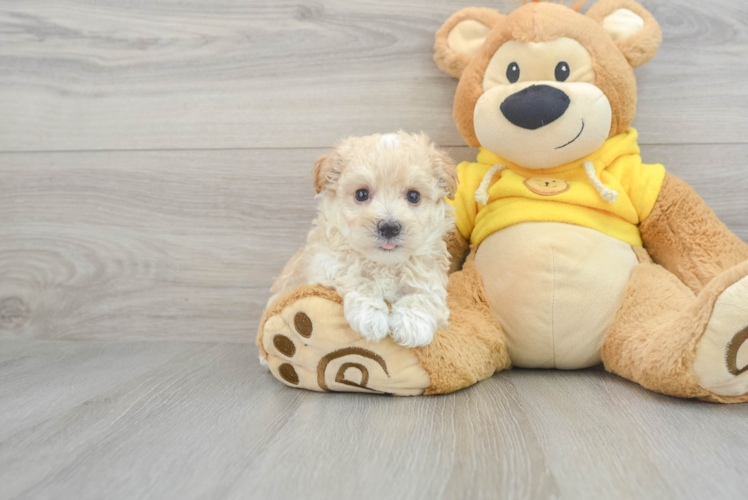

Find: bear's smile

[555,119,585,150]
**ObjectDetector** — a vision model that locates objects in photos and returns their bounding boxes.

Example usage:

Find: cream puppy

[270,131,457,347]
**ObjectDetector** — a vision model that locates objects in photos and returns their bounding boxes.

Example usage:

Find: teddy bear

[257,0,748,403]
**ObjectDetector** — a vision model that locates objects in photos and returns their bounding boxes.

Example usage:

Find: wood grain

[1,144,746,342]
[1,2,747,498]
[0,0,746,152]
[0,340,746,500]
[0,340,207,442]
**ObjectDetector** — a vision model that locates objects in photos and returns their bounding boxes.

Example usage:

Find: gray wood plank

[512,368,748,499]
[1,144,746,342]
[0,340,746,500]
[0,0,746,152]
[0,340,209,442]
[0,148,319,342]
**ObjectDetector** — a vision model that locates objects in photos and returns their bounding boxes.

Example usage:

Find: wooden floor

[1,0,747,498]
[2,339,748,500]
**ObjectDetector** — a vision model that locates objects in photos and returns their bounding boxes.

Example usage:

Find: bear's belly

[475,222,639,369]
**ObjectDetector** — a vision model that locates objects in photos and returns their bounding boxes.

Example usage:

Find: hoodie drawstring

[583,161,619,204]
[475,164,506,205]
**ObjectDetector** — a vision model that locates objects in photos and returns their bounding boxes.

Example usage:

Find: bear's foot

[258,285,430,395]
[694,274,748,399]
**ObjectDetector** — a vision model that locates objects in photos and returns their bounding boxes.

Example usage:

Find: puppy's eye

[355,189,369,202]
[506,62,520,83]
[406,190,421,204]
[555,61,570,82]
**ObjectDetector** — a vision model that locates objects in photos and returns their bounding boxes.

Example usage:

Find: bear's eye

[406,190,421,204]
[355,189,370,202]
[506,62,520,83]
[555,61,570,82]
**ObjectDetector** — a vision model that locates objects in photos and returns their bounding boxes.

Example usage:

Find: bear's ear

[434,8,504,79]
[586,0,662,68]
[311,153,341,194]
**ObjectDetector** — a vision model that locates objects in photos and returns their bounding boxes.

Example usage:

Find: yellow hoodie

[449,128,665,247]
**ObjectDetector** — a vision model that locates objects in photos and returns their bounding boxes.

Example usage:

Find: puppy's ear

[311,153,341,194]
[434,150,458,200]
[586,0,662,68]
[434,8,504,79]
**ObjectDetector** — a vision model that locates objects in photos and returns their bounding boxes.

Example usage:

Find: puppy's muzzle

[377,220,401,239]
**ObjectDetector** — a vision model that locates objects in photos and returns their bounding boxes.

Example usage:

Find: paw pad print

[260,291,430,395]
[693,274,748,398]
[726,326,748,377]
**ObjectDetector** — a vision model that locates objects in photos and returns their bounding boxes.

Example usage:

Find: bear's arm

[640,173,748,294]
[445,228,470,275]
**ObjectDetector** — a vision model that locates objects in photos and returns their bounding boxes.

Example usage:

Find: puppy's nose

[500,84,570,130]
[378,221,401,239]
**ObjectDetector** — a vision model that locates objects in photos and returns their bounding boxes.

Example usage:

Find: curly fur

[271,131,457,348]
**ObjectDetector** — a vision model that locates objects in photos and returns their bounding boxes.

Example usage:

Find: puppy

[270,131,457,347]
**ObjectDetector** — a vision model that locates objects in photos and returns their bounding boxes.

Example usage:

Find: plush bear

[257,0,748,402]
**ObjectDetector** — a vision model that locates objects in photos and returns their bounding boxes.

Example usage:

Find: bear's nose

[378,221,401,239]
[500,85,570,130]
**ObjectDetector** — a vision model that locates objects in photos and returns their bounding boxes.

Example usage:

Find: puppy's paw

[344,292,389,342]
[435,303,450,330]
[388,304,437,348]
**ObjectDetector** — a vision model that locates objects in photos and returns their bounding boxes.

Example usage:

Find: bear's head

[434,0,661,169]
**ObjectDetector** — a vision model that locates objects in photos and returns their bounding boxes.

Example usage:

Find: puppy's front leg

[343,292,390,343]
[388,294,447,348]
